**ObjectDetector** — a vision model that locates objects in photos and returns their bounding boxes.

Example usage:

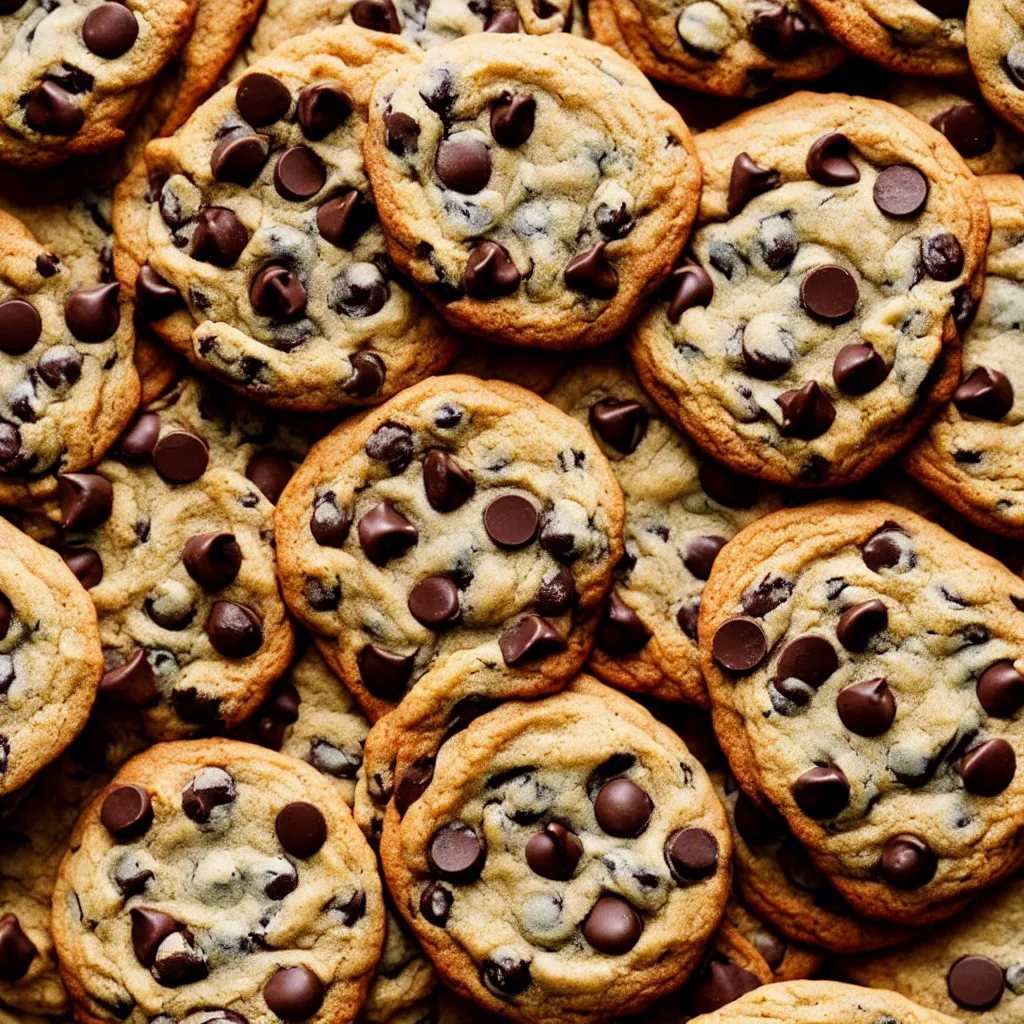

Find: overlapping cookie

[967,0,1024,136]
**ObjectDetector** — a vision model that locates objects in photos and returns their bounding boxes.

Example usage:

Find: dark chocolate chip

[464,241,520,299]
[351,0,400,31]
[535,566,576,616]
[206,601,263,657]
[775,635,838,701]
[594,777,652,837]
[922,232,964,281]
[727,152,779,215]
[60,547,103,589]
[310,493,351,547]
[297,83,352,140]
[358,645,415,701]
[665,262,714,323]
[589,398,648,454]
[57,471,112,529]
[118,412,161,463]
[953,366,1014,420]
[480,955,530,996]
[345,351,386,397]
[712,616,767,672]
[564,241,618,299]
[210,133,269,185]
[423,449,474,512]
[837,678,896,736]
[275,801,327,857]
[597,592,651,655]
[25,82,83,135]
[947,956,1006,1011]
[274,146,326,202]
[836,598,888,651]
[792,765,849,818]
[665,827,719,883]
[805,133,860,186]
[153,430,209,483]
[135,264,184,320]
[182,767,236,823]
[931,104,995,158]
[99,650,158,708]
[525,822,583,881]
[246,450,294,504]
[384,110,420,156]
[833,343,889,394]
[484,494,538,548]
[778,381,836,439]
[317,191,368,249]
[977,661,1024,717]
[749,2,815,57]
[358,501,418,564]
[874,165,928,218]
[800,266,858,321]
[499,615,566,665]
[130,908,179,967]
[191,207,248,267]
[879,834,936,889]
[490,93,535,147]
[101,784,153,839]
[250,265,307,320]
[408,576,460,628]
[65,282,121,342]
[435,136,491,193]
[263,966,324,1021]
[428,822,486,882]
[958,738,1016,796]
[582,895,642,954]
[687,961,761,1015]
[183,532,242,590]
[0,299,40,354]
[236,73,291,126]
[683,535,727,580]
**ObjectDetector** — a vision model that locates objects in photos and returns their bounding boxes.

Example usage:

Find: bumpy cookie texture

[701,499,1024,925]
[630,92,989,488]
[52,739,384,1024]
[0,516,102,799]
[114,27,459,413]
[546,353,781,705]
[588,0,844,98]
[723,900,822,983]
[55,377,296,741]
[363,33,701,350]
[968,0,1024,136]
[687,979,960,1024]
[357,905,436,1024]
[804,0,969,77]
[0,0,199,169]
[0,207,138,505]
[380,678,731,1023]
[906,176,1024,538]
[275,375,624,722]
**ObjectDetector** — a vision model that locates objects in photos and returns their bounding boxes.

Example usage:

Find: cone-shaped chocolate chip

[953,366,1014,420]
[131,908,180,967]
[297,83,352,140]
[274,146,326,202]
[727,152,779,215]
[0,914,36,981]
[118,412,161,463]
[395,759,435,815]
[191,207,248,267]
[345,351,386,397]
[700,460,757,509]
[135,264,184,321]
[564,241,618,299]
[210,133,269,185]
[250,265,307,320]
[947,956,1006,1011]
[25,82,83,135]
[58,472,112,530]
[276,801,327,857]
[959,738,1016,796]
[310,494,351,547]
[837,678,896,736]
[207,601,263,657]
[712,616,767,672]
[836,599,888,652]
[880,834,936,889]
[792,765,849,818]
[666,827,719,883]
[351,0,400,31]
[833,343,889,395]
[778,381,836,439]
[484,494,538,548]
[358,644,415,700]
[183,532,242,590]
[408,576,460,628]
[423,449,474,512]
[594,778,652,837]
[264,966,324,1021]
[153,430,209,482]
[246,449,294,504]
[490,93,535,147]
[435,136,491,193]
[589,398,648,454]
[597,592,651,655]
[666,262,714,323]
[535,566,576,616]
[525,822,583,881]
[978,661,1024,717]
[385,110,419,156]
[683,535,727,581]
[583,895,642,954]
[922,232,964,281]
[182,767,236,823]
[806,132,860,186]
[60,547,103,589]
[317,191,368,249]
[464,241,520,299]
[358,501,418,564]
[99,649,159,708]
[800,266,857,322]
[499,615,566,665]
[65,282,120,343]
[874,165,928,218]
[931,103,995,159]
[236,73,291,126]
[428,822,485,882]
[420,882,453,925]
[749,2,814,57]
[102,784,153,839]
[0,299,40,354]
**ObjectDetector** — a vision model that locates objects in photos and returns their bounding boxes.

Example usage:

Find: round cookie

[114,26,460,412]
[701,499,1024,925]
[906,175,1024,537]
[967,0,1024,136]
[686,979,960,1024]
[588,0,845,98]
[803,0,969,78]
[0,515,103,799]
[629,92,989,488]
[363,32,702,350]
[55,377,297,741]
[52,739,385,1024]
[546,352,782,705]
[379,677,732,1023]
[275,374,624,722]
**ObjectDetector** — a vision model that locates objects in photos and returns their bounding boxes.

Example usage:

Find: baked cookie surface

[967,0,1024,136]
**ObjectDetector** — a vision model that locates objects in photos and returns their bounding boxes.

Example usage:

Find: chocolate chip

[499,615,566,665]
[588,399,648,454]
[274,146,326,202]
[428,822,486,882]
[310,493,351,547]
[358,644,414,701]
[25,82,83,135]
[130,908,179,967]
[152,931,208,987]
[879,834,936,889]
[687,961,762,1015]
[236,73,291,126]
[135,264,183,320]
[182,767,236,823]
[65,282,120,342]
[435,136,491,195]
[191,207,248,267]
[734,791,785,846]
[792,765,849,818]
[922,232,964,281]
[0,299,40,354]
[420,882,453,925]
[331,262,388,318]
[805,133,860,186]
[594,777,652,837]
[931,104,995,158]
[358,501,418,564]
[873,165,928,218]
[153,430,209,482]
[778,381,835,439]
[535,566,576,616]
[833,343,889,395]
[276,801,327,857]
[250,265,307,320]
[317,191,368,248]
[345,351,386,397]
[183,532,242,590]
[423,449,474,512]
[800,266,858,322]
[210,133,269,186]
[836,599,888,651]
[564,241,618,299]
[953,366,1014,420]
[263,966,324,1021]
[486,9,520,29]
[481,955,531,996]
[99,649,158,708]
[749,2,815,57]
[684,535,727,580]
[490,93,535,147]
[837,678,896,736]
[597,592,651,655]
[351,0,400,30]
[947,956,1006,1011]
[665,262,714,323]
[297,83,352,140]
[959,738,1016,796]
[863,528,907,572]
[665,827,718,883]
[265,862,298,900]
[700,459,757,509]
[101,784,153,839]
[384,110,420,156]
[713,616,767,671]
[408,576,460,628]
[727,153,779,215]
[58,472,112,530]
[246,450,294,504]
[752,932,786,970]
[525,822,583,881]
[172,688,221,724]
[61,547,103,588]
[464,241,520,299]
[484,494,538,548]
[37,347,82,389]
[395,759,435,815]
[978,661,1024,717]
[582,895,643,955]
[775,635,838,703]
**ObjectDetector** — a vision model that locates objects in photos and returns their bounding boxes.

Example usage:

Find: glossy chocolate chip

[778,381,835,440]
[484,494,538,548]
[385,110,419,156]
[583,895,642,955]
[135,264,184,321]
[211,133,269,185]
[481,955,531,996]
[792,766,849,818]
[837,678,896,736]
[491,93,535,147]
[65,282,120,343]
[346,351,386,397]
[700,460,757,509]
[37,347,82,389]
[351,0,400,31]
[423,449,474,512]
[863,528,906,572]
[310,494,351,547]
[535,566,576,616]
[874,165,928,218]
[0,914,36,982]
[959,738,1016,796]
[274,146,326,201]
[922,232,964,281]
[665,827,719,883]
[60,547,103,589]
[727,152,779,215]
[153,430,208,482]
[776,635,838,695]
[236,73,291,126]
[183,532,242,590]
[207,601,263,657]
[276,801,327,857]
[358,645,414,701]
[25,82,83,135]
[734,791,785,846]
[750,2,814,56]
[250,265,307,320]
[297,83,352,140]
[687,961,762,1015]
[0,299,40,354]
[101,784,153,839]
[116,412,160,463]
[589,399,648,454]
[683,535,727,581]
[806,133,860,186]
[953,366,1014,420]
[594,777,652,837]
[931,103,995,158]
[317,191,368,249]
[420,881,453,925]
[435,136,491,193]
[191,207,248,267]
[264,966,324,1021]
[182,767,236,823]
[428,822,486,882]
[131,908,180,967]
[978,661,1024,717]
[486,9,521,29]
[359,501,418,564]
[99,649,158,708]
[58,472,112,530]
[597,592,651,655]
[800,266,857,321]
[564,242,618,299]
[408,576,460,628]
[464,241,520,299]
[833,343,889,394]
[836,599,888,651]
[395,759,434,814]
[666,262,714,323]
[947,956,1006,1011]
[713,616,767,671]
[880,834,936,889]
[525,823,583,881]
[246,450,294,504]
[499,615,566,665]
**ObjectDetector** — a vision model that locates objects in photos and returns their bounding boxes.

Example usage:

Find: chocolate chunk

[464,241,520,299]
[525,823,583,881]
[276,801,327,857]
[734,791,785,846]
[0,299,40,354]
[922,232,964,281]
[297,83,352,140]
[384,111,420,156]
[25,82,83,135]
[135,264,184,321]
[564,241,618,299]
[931,104,995,158]
[345,351,386,397]
[423,449,474,512]
[874,165,928,218]
[206,601,263,657]
[153,430,208,483]
[490,93,535,147]
[182,767,236,823]
[58,471,112,529]
[191,207,248,267]
[775,635,838,701]
[582,895,642,954]
[99,649,158,708]
[953,366,1014,420]
[358,501,418,564]
[977,661,1024,717]
[484,494,538,548]
[665,827,719,883]
[408,576,460,628]
[800,266,858,321]
[752,932,786,970]
[358,645,414,701]
[837,678,896,736]
[700,459,757,509]
[395,759,435,814]
[101,784,153,839]
[210,133,269,185]
[836,598,888,651]
[947,956,1006,1011]
[60,547,103,589]
[236,73,291,126]
[879,834,936,889]
[481,955,531,996]
[535,566,576,616]
[183,532,242,590]
[727,153,779,215]
[310,493,351,547]
[792,766,849,818]
[130,908,179,967]
[428,822,486,882]
[778,381,835,439]
[597,592,651,655]
[665,262,714,323]
[687,961,761,1015]
[420,881,453,925]
[351,0,400,31]
[683,535,727,580]
[805,133,860,186]
[118,412,161,463]
[0,915,35,982]
[499,615,566,665]
[65,282,120,342]
[246,450,294,504]
[274,146,326,201]
[589,398,648,454]
[712,616,767,671]
[594,777,652,837]
[833,343,889,394]
[365,421,414,470]
[317,191,369,249]
[250,265,307,320]
[435,136,491,193]
[959,738,1016,796]
[263,966,324,1021]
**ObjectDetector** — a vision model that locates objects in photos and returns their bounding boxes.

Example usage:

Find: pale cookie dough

[547,352,782,705]
[275,375,624,722]
[701,499,1024,925]
[114,27,459,412]
[967,0,1024,136]
[52,739,385,1024]
[629,92,989,487]
[379,678,731,1023]
[363,33,702,350]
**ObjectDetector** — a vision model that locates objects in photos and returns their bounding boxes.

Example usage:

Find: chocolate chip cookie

[547,353,782,705]
[723,900,823,983]
[804,1,969,77]
[967,0,1024,136]
[629,92,989,487]
[52,739,384,1024]
[363,32,701,350]
[905,175,1024,538]
[701,499,1024,925]
[588,0,845,98]
[275,374,624,722]
[378,677,731,1022]
[114,26,460,412]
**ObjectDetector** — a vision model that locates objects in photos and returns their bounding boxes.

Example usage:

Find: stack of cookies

[0,2,1021,1023]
